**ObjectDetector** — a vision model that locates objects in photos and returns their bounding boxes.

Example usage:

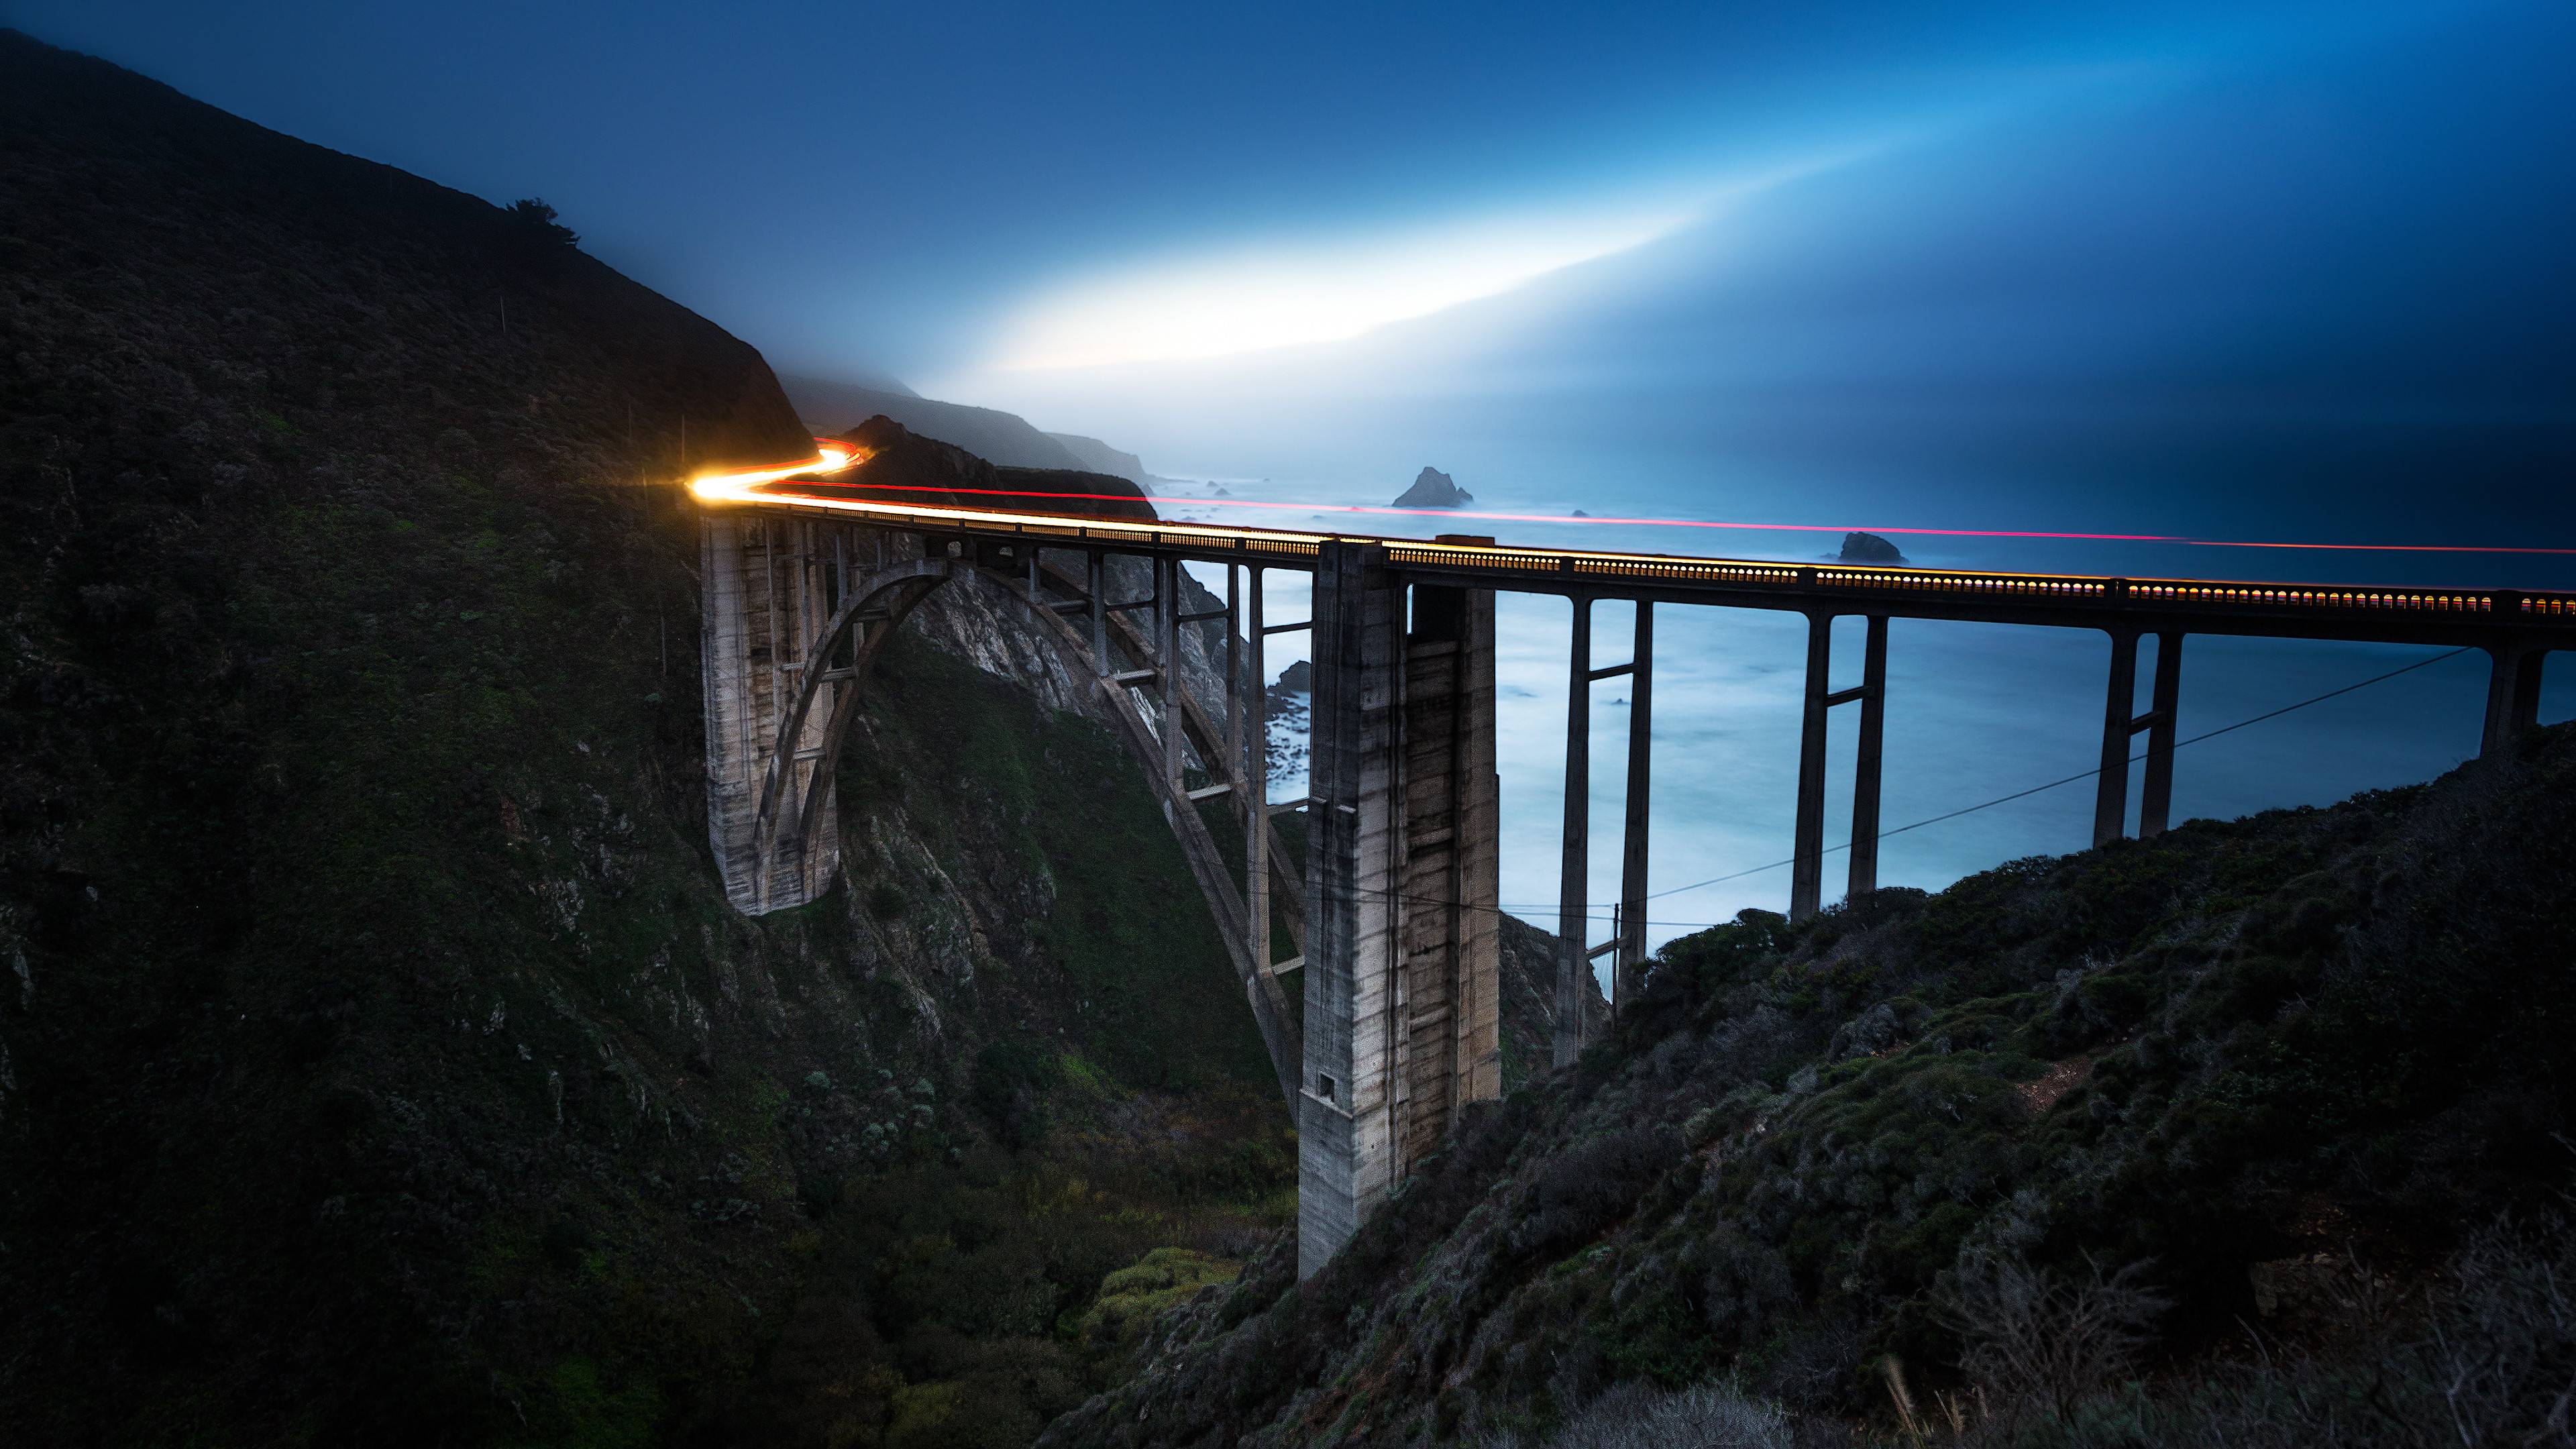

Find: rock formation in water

[1836,529,1907,564]
[1392,466,1474,508]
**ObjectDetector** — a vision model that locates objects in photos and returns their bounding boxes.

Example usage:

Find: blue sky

[15,0,2574,930]
[21,2,2571,444]
[25,0,2548,557]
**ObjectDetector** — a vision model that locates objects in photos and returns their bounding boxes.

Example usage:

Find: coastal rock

[1837,530,1907,564]
[1393,466,1474,508]
[1276,660,1312,693]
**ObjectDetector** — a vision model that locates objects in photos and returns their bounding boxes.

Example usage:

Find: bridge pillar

[1790,612,1833,920]
[1789,613,1892,919]
[1845,615,1889,899]
[1301,542,1500,1279]
[2482,645,2546,756]
[2094,631,2187,845]
[2092,630,2141,848]
[1615,604,1654,1009]
[1556,596,1593,1064]
[2139,633,2184,837]
[702,513,843,912]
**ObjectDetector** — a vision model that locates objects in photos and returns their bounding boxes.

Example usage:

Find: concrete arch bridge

[696,460,2571,1278]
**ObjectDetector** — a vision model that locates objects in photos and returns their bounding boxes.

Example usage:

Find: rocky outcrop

[1392,466,1474,508]
[1835,530,1907,564]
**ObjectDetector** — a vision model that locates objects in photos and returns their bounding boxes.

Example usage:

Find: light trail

[687,439,869,498]
[688,441,2576,563]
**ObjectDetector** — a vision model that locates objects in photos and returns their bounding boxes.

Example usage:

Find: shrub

[1511,1124,1687,1261]
[1937,1248,2167,1426]
[1480,1380,1791,1448]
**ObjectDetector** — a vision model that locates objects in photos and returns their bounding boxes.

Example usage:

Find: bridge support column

[1244,568,1271,976]
[1616,604,1653,1010]
[1791,613,1893,919]
[1301,542,1499,1279]
[702,514,843,912]
[2139,633,2184,837]
[1790,612,1833,920]
[1556,596,1593,1064]
[1846,615,1888,899]
[2482,645,2546,756]
[2092,631,2141,848]
[1157,555,1181,788]
[2095,631,2187,845]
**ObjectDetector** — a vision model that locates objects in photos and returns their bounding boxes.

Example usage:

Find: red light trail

[734,468,2576,559]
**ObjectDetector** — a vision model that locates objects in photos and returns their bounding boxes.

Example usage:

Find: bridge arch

[713,521,1305,1105]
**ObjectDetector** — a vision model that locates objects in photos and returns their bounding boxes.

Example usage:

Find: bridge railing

[748,491,2576,632]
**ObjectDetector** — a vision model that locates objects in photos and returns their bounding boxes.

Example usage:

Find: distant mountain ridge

[1046,431,1148,485]
[780,374,1156,491]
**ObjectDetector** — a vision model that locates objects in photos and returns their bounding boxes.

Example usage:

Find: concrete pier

[2093,631,2141,848]
[2482,645,2547,755]
[1556,596,1593,1065]
[1790,614,1834,920]
[2140,634,2184,837]
[1616,604,1653,1009]
[1790,613,1892,919]
[1300,541,1500,1279]
[703,514,842,913]
[2095,630,2186,844]
[1846,616,1889,898]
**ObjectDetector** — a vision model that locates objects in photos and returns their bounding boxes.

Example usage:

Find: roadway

[690,441,2575,649]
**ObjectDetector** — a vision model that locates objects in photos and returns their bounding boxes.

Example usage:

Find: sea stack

[1837,531,1907,564]
[1392,466,1474,508]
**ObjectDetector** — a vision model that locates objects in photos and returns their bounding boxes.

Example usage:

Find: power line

[1257,645,2477,932]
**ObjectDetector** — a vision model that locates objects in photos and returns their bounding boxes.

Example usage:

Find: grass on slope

[1039,724,2576,1449]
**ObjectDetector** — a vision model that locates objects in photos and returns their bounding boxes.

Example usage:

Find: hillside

[1044,433,1150,487]
[783,375,1086,472]
[0,31,1327,1447]
[1043,725,2576,1448]
[781,375,1161,490]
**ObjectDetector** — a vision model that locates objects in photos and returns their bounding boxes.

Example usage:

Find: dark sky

[14,0,2572,926]
[16,0,2574,566]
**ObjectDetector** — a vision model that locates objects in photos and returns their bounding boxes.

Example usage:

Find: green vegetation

[0,31,1294,1448]
[1043,725,2576,1448]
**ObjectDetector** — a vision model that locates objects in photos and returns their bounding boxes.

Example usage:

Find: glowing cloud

[985,201,1699,372]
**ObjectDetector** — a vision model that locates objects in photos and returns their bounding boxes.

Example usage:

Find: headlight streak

[691,460,2576,560]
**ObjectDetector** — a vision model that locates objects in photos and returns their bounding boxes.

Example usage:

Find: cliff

[0,31,1301,1446]
[1046,432,1153,488]
[1042,727,2576,1448]
[783,374,1091,472]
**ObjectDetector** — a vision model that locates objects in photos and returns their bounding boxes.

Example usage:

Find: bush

[1480,1380,1791,1448]
[1987,1213,2576,1448]
[1510,1124,1687,1261]
[1937,1248,2168,1426]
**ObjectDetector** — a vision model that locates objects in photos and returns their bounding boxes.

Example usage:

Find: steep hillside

[1044,433,1151,488]
[1043,726,2576,1448]
[0,32,1310,1448]
[782,375,1090,472]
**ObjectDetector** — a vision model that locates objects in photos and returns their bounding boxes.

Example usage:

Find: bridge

[692,441,2571,1278]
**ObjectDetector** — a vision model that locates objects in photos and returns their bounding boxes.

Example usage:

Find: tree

[504,197,579,250]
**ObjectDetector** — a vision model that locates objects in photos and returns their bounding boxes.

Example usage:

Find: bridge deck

[727,484,2575,649]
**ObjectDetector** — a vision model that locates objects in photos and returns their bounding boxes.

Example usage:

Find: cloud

[966,129,1937,380]
[984,201,1697,372]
